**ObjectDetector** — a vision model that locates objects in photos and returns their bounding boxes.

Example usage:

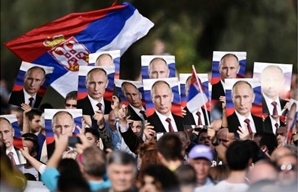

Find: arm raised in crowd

[21,103,32,134]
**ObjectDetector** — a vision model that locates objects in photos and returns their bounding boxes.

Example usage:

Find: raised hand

[143,122,156,142]
[237,126,251,140]
[181,106,186,117]
[93,110,104,126]
[21,103,32,113]
[111,95,120,110]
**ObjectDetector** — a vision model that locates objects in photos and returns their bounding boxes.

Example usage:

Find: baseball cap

[188,144,213,161]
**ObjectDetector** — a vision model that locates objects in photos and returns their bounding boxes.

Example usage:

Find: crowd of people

[0,38,298,192]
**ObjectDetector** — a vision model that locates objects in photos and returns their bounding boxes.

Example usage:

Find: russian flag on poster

[44,109,83,144]
[0,114,22,149]
[4,2,154,98]
[187,67,208,114]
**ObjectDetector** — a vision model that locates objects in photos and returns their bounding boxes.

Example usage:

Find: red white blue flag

[5,2,154,97]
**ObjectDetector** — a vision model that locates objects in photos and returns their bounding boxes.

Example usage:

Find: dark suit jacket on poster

[46,141,55,160]
[147,112,184,133]
[227,112,263,135]
[183,107,210,126]
[262,97,287,115]
[9,90,42,108]
[77,96,112,116]
[263,116,286,133]
[211,81,225,100]
[127,105,147,121]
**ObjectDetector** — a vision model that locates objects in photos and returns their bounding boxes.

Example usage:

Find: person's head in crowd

[275,154,297,187]
[84,128,100,146]
[77,146,106,181]
[0,117,15,151]
[26,108,42,134]
[139,164,179,192]
[176,130,191,155]
[151,81,173,117]
[247,160,278,185]
[209,165,230,184]
[65,91,77,109]
[242,140,264,164]
[218,54,240,82]
[157,133,184,171]
[197,129,212,149]
[188,144,213,186]
[152,39,166,55]
[261,65,285,101]
[107,151,137,192]
[226,140,252,171]
[148,57,169,79]
[62,150,78,160]
[259,132,278,157]
[21,133,39,158]
[129,120,143,137]
[85,68,108,101]
[24,173,36,181]
[10,107,23,130]
[38,103,53,114]
[286,102,297,131]
[95,53,114,67]
[276,126,287,147]
[232,80,255,117]
[57,158,91,192]
[246,180,280,192]
[271,146,292,162]
[174,164,196,192]
[121,82,143,109]
[52,111,75,136]
[253,132,262,146]
[137,142,159,182]
[216,128,235,148]
[23,66,46,96]
[108,110,116,131]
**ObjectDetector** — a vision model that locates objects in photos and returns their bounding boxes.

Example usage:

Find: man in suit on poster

[211,54,240,100]
[260,65,288,116]
[9,66,45,108]
[0,117,24,165]
[147,80,184,133]
[227,80,263,135]
[77,68,112,117]
[121,82,146,121]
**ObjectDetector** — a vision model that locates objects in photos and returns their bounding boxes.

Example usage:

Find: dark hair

[81,146,106,177]
[38,103,53,114]
[26,109,42,121]
[65,91,77,101]
[57,159,90,192]
[174,164,196,186]
[242,139,265,163]
[21,133,39,155]
[141,164,179,191]
[259,132,278,155]
[24,173,36,181]
[157,133,184,161]
[226,140,252,170]
[85,128,100,141]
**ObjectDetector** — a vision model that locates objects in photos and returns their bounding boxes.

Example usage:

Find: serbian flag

[4,2,154,97]
[187,66,208,114]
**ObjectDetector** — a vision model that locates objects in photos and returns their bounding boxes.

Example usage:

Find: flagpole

[192,65,210,125]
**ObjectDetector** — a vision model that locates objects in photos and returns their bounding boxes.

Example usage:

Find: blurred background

[1,0,297,102]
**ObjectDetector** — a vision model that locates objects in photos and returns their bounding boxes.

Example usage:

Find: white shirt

[192,108,206,125]
[88,95,105,113]
[269,115,280,134]
[129,104,146,121]
[23,89,37,106]
[235,111,256,133]
[220,80,226,93]
[155,110,178,132]
[263,93,282,115]
[207,180,248,192]
[194,177,214,192]
[6,147,21,165]
[22,166,39,181]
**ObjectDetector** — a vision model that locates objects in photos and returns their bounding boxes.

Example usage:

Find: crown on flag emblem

[46,36,90,72]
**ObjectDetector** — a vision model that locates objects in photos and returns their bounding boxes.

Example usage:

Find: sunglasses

[277,164,297,171]
[65,104,77,107]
